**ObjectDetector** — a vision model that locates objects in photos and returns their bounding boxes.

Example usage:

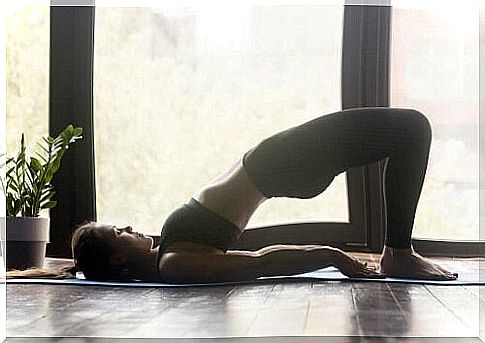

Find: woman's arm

[159,245,383,284]
[251,245,382,278]
[254,245,337,277]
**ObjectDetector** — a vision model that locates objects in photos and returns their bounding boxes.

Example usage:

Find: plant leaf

[35,152,47,164]
[41,200,57,209]
[40,190,55,203]
[36,142,50,155]
[13,199,22,216]
[6,165,15,176]
[6,197,14,216]
[30,157,43,173]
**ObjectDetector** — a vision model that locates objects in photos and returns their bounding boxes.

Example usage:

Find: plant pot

[2,217,50,270]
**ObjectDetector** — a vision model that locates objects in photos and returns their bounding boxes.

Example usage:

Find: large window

[390,5,479,240]
[6,3,50,217]
[7,4,50,156]
[94,4,348,235]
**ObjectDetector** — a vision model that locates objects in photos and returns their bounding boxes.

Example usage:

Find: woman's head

[71,222,154,281]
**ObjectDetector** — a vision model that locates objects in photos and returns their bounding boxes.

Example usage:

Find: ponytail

[6,263,80,280]
[6,221,91,280]
[6,221,130,281]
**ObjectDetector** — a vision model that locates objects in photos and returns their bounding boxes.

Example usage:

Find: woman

[8,107,458,283]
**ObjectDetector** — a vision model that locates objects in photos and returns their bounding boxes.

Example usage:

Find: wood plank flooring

[6,254,485,341]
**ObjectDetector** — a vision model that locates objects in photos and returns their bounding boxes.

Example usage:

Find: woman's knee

[408,109,432,141]
[393,108,432,141]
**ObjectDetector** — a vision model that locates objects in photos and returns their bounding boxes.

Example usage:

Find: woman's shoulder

[157,243,226,283]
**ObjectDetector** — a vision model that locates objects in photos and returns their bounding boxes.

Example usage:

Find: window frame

[48,5,97,257]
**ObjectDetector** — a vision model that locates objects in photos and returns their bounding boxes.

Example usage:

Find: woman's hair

[6,221,129,281]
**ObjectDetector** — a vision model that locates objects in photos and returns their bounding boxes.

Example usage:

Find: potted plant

[1,124,82,270]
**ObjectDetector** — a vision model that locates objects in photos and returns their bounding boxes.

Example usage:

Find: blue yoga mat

[6,266,483,287]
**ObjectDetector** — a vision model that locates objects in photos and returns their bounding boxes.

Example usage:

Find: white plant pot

[2,217,50,270]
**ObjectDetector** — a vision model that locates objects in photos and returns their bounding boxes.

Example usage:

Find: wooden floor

[6,254,485,342]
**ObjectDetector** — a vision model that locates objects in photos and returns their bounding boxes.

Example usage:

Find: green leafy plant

[3,125,83,217]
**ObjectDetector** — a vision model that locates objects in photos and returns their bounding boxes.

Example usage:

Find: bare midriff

[192,157,268,231]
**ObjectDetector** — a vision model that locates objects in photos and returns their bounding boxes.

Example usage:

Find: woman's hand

[331,248,385,279]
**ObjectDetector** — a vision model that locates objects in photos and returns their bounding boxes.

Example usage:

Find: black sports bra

[157,198,242,269]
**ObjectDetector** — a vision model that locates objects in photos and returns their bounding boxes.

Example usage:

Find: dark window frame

[47,3,483,258]
[48,5,96,257]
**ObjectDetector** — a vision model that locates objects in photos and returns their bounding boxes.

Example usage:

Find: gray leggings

[243,107,432,249]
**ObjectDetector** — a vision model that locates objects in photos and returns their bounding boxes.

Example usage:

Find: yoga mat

[7,266,483,287]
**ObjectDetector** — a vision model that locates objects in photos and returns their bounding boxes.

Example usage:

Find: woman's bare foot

[379,246,458,281]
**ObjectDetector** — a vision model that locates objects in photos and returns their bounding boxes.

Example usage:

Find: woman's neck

[130,247,161,282]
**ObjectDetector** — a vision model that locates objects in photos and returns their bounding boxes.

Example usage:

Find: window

[93,4,348,235]
[6,3,50,218]
[7,3,50,157]
[390,5,479,240]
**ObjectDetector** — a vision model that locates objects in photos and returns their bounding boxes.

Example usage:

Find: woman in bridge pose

[8,107,458,283]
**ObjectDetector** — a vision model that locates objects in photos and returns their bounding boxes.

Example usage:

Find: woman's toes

[434,265,458,279]
[448,272,458,279]
[440,271,457,280]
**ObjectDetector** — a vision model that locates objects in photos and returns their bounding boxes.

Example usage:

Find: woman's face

[96,224,154,253]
